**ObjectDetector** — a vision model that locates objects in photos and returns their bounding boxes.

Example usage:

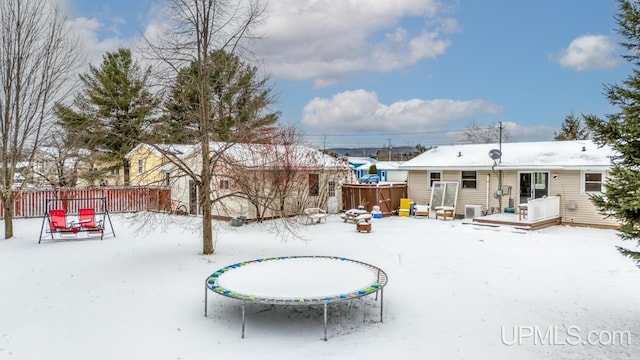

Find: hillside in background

[324,146,421,160]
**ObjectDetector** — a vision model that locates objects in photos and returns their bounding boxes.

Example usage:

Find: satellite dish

[488,149,502,160]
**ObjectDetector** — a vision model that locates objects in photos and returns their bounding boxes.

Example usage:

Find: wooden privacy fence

[341,183,407,215]
[0,186,171,219]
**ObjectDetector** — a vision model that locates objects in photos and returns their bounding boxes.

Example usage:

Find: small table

[518,204,528,220]
[341,209,370,223]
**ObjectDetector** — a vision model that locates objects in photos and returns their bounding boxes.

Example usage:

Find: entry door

[519,172,549,204]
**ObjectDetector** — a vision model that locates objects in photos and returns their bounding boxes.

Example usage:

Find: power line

[303,127,475,137]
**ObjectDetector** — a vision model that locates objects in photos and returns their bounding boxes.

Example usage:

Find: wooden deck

[472,213,561,231]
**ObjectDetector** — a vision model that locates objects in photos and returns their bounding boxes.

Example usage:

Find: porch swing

[39,197,116,243]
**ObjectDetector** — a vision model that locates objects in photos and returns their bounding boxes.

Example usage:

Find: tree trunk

[3,199,13,239]
[123,160,130,186]
[201,141,214,255]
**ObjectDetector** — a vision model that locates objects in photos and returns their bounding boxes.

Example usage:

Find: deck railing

[527,196,560,221]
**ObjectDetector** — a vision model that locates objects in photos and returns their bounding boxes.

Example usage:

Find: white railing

[527,196,560,221]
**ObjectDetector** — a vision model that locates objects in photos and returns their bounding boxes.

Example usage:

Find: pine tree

[155,50,278,144]
[584,0,640,265]
[55,48,159,185]
[554,112,590,140]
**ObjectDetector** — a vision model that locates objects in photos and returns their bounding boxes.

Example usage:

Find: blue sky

[65,0,629,149]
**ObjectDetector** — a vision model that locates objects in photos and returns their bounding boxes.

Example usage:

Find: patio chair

[48,209,77,238]
[435,206,455,220]
[303,208,328,224]
[78,208,104,238]
[414,204,430,218]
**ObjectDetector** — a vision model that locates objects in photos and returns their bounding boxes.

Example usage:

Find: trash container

[410,201,416,216]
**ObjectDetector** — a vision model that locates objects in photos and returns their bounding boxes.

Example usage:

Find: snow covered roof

[154,141,350,171]
[347,157,376,166]
[125,143,196,159]
[355,161,404,171]
[221,143,349,170]
[37,146,91,158]
[400,140,615,171]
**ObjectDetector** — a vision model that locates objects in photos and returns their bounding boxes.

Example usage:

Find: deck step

[472,216,561,231]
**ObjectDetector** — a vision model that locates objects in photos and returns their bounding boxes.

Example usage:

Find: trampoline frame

[204,255,388,341]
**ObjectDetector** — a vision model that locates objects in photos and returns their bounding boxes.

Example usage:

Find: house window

[328,180,336,197]
[137,159,144,174]
[461,171,477,189]
[111,168,120,176]
[429,171,441,188]
[164,172,171,186]
[583,172,603,193]
[309,174,320,196]
[219,179,230,190]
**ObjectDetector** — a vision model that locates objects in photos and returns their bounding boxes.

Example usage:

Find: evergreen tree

[155,65,200,144]
[554,112,590,140]
[55,49,159,184]
[155,50,278,144]
[584,0,640,265]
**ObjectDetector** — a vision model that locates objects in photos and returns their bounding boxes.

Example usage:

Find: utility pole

[387,138,392,161]
[498,121,503,164]
[498,121,503,212]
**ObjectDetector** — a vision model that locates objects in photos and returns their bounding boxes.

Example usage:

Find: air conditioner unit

[465,204,483,219]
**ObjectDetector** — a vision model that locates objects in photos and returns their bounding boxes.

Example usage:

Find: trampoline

[204,255,388,340]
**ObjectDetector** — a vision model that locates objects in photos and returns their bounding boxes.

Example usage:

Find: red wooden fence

[0,186,171,219]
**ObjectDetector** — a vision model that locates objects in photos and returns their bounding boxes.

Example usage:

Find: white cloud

[508,122,557,141]
[302,89,503,133]
[67,16,130,66]
[254,0,455,86]
[552,34,619,71]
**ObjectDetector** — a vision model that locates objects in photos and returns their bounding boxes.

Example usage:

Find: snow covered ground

[1,213,640,360]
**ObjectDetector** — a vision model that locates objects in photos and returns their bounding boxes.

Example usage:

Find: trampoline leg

[380,288,384,323]
[375,270,381,301]
[204,284,208,317]
[241,302,246,338]
[323,302,328,341]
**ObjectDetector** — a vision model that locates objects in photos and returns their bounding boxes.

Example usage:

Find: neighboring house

[125,143,195,187]
[354,161,407,182]
[29,147,124,187]
[130,142,353,219]
[30,147,90,187]
[347,156,376,178]
[400,140,618,228]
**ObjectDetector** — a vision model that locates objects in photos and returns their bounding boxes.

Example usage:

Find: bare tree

[222,127,351,222]
[463,121,512,144]
[143,0,270,255]
[32,128,93,188]
[0,0,80,238]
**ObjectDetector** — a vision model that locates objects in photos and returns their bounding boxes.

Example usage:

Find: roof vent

[582,146,586,152]
[457,151,462,157]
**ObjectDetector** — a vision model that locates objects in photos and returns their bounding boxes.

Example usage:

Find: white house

[400,140,618,228]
